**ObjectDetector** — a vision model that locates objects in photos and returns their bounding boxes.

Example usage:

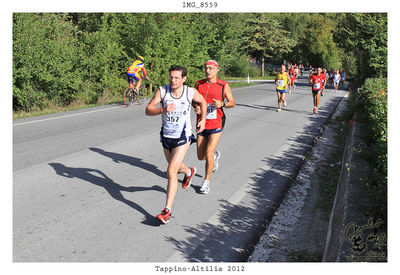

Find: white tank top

[334,73,340,81]
[160,85,194,139]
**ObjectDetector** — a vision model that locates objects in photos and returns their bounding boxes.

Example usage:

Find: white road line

[13,105,122,126]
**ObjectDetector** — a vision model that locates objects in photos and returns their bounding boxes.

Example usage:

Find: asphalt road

[13,76,347,262]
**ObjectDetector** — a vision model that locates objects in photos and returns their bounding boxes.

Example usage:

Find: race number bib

[313,82,321,90]
[277,80,285,87]
[163,112,181,135]
[206,103,217,119]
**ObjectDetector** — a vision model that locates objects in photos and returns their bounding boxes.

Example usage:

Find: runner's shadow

[48,162,164,226]
[235,103,276,111]
[89,147,167,179]
[236,103,310,115]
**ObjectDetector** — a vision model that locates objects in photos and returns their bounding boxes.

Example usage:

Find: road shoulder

[249,92,350,262]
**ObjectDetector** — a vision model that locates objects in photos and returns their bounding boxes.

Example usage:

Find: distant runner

[309,65,313,76]
[289,66,297,93]
[275,64,290,112]
[321,69,328,96]
[333,70,341,92]
[340,69,346,86]
[309,67,326,114]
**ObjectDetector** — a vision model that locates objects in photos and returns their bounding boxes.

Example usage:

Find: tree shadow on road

[89,147,167,179]
[164,96,345,262]
[48,162,164,226]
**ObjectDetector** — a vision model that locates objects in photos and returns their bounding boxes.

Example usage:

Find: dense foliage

[13,12,387,109]
[334,13,388,218]
[358,78,387,218]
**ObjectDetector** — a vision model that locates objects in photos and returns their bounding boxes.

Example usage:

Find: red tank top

[195,78,227,130]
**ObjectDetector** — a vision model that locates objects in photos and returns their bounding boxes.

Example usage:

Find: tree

[298,14,341,70]
[242,14,296,76]
[276,13,311,64]
[334,13,387,82]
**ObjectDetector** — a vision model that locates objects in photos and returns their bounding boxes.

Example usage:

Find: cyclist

[127,56,150,92]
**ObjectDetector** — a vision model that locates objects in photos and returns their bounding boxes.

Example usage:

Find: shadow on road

[235,103,311,115]
[48,162,164,227]
[89,147,167,179]
[165,95,344,262]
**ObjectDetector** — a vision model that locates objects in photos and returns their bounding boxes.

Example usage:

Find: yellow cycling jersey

[128,60,148,76]
[276,72,289,90]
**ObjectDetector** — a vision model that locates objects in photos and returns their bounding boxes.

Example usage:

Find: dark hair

[169,65,187,78]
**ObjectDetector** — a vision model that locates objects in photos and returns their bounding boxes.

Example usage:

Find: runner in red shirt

[309,67,326,113]
[194,60,235,194]
[289,67,297,93]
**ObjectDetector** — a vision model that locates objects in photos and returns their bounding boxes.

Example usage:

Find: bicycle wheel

[124,87,134,107]
[136,85,147,105]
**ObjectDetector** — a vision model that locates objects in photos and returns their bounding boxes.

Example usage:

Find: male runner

[333,69,341,92]
[309,65,314,76]
[194,60,235,194]
[340,69,346,86]
[309,67,326,114]
[289,66,297,92]
[321,69,328,96]
[145,65,207,224]
[275,64,290,112]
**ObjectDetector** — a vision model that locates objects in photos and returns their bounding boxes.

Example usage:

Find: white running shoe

[199,180,210,194]
[213,150,221,172]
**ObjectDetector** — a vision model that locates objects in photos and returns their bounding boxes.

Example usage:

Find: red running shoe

[156,208,171,224]
[182,167,196,189]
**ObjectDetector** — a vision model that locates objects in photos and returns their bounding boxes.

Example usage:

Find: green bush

[13,13,83,110]
[358,77,387,218]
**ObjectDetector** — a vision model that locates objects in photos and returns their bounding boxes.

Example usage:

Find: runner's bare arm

[192,88,207,132]
[286,73,292,85]
[145,89,164,116]
[222,83,235,108]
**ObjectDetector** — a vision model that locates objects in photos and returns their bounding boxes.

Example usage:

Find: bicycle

[123,81,148,107]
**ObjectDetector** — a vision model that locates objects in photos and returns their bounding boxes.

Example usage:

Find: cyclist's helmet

[137,56,144,62]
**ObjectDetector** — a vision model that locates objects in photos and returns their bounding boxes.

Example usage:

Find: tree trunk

[261,56,265,77]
